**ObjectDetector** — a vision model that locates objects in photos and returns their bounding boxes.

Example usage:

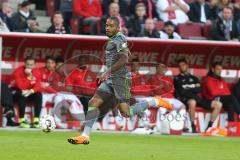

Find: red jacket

[65,68,97,95]
[131,73,149,86]
[202,75,231,100]
[48,72,67,92]
[150,75,175,98]
[37,67,57,93]
[12,66,41,92]
[73,0,102,18]
[131,73,159,96]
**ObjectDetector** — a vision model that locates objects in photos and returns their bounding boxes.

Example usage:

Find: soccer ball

[39,115,56,133]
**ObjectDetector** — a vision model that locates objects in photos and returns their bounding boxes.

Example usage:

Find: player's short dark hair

[24,56,35,62]
[177,58,188,64]
[164,21,175,27]
[211,61,222,68]
[107,16,120,27]
[55,56,64,64]
[45,56,56,62]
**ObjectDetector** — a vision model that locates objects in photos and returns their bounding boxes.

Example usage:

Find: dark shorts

[182,97,212,110]
[96,76,131,104]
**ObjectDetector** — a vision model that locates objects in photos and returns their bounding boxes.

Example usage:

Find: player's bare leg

[68,94,104,145]
[205,101,222,132]
[117,97,173,118]
[117,103,131,117]
[187,99,197,133]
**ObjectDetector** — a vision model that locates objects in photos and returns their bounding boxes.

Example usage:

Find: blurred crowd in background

[0,0,240,41]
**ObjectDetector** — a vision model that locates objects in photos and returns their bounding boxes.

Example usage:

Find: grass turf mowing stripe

[0,130,239,160]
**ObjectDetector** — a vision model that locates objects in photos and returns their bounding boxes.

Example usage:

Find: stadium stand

[177,23,205,39]
[155,21,164,31]
[46,0,54,17]
[36,16,51,32]
[202,23,212,39]
[1,0,235,40]
[70,17,79,34]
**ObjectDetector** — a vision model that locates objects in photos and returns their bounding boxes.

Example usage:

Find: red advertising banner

[1,33,240,69]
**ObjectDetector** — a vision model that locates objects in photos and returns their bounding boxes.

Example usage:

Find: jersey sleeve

[114,36,129,53]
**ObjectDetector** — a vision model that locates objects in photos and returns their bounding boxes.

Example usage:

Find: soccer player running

[67,16,172,144]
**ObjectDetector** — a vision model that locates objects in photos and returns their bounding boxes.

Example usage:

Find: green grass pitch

[0,130,240,160]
